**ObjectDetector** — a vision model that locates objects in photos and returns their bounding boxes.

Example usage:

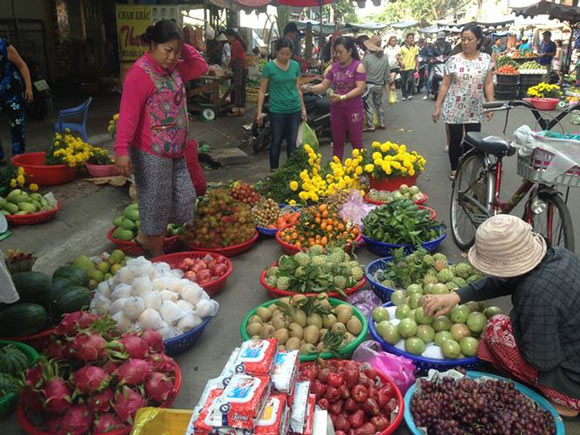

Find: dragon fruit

[114,359,153,386]
[20,388,45,412]
[113,386,147,424]
[92,412,126,433]
[141,328,164,353]
[149,353,174,373]
[72,332,107,361]
[87,388,115,412]
[145,372,175,404]
[102,360,120,375]
[61,404,93,434]
[73,365,111,394]
[56,311,99,336]
[43,378,73,413]
[116,334,149,359]
[46,414,64,434]
[24,365,43,389]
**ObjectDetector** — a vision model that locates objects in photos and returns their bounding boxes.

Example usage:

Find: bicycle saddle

[465,132,516,157]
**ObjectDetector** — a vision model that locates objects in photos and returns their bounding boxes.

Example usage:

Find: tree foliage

[331,0,358,23]
[370,0,471,22]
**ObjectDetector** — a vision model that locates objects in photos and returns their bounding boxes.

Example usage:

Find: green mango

[122,218,136,230]
[125,203,139,213]
[18,202,37,213]
[7,194,23,204]
[14,211,29,215]
[1,210,9,215]
[112,227,134,241]
[124,209,139,222]
[0,198,6,209]
[30,193,42,201]
[135,220,140,230]
[113,216,125,227]
[4,202,19,214]
[31,200,41,211]
[7,189,22,200]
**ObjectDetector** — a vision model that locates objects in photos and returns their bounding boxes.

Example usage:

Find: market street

[1,95,579,434]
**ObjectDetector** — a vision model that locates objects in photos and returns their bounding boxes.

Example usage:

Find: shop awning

[511,0,580,23]
[391,21,420,29]
[344,22,390,31]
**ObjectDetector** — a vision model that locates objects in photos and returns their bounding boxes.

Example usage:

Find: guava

[398,184,409,194]
[415,307,434,325]
[434,331,454,347]
[391,290,408,306]
[466,312,487,333]
[417,325,435,343]
[441,339,461,359]
[409,185,420,195]
[380,323,400,345]
[406,284,423,295]
[432,316,452,332]
[395,304,411,320]
[450,323,471,342]
[460,337,479,357]
[408,309,416,319]
[376,320,392,336]
[408,293,421,309]
[424,283,435,294]
[373,307,390,323]
[465,301,481,313]
[405,337,425,355]
[432,283,449,294]
[398,318,418,338]
[484,306,504,319]
[450,305,470,324]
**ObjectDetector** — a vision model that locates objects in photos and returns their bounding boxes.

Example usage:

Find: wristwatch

[340,95,346,102]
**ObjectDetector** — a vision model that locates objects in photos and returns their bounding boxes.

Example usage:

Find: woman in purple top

[301,36,366,160]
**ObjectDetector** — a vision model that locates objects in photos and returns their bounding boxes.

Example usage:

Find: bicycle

[450,100,580,252]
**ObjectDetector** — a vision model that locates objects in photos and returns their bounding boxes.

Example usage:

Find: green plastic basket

[240,297,368,362]
[0,340,40,418]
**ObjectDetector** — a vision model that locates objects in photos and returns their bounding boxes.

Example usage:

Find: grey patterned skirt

[131,148,196,235]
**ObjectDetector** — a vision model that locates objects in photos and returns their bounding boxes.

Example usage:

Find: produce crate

[495,89,519,101]
[520,73,544,86]
[496,74,519,85]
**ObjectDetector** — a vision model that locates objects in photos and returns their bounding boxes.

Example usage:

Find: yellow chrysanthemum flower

[288,199,297,206]
[352,149,360,157]
[10,179,17,188]
[289,181,299,191]
[365,164,375,173]
[29,183,39,192]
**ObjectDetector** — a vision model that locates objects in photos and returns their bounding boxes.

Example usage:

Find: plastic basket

[5,201,60,226]
[240,298,368,362]
[523,97,560,111]
[107,228,181,256]
[403,371,565,435]
[163,317,212,356]
[517,153,580,187]
[362,226,447,257]
[85,163,119,177]
[369,175,418,192]
[275,224,362,255]
[299,360,405,434]
[364,192,429,206]
[152,251,233,296]
[184,230,259,257]
[17,360,182,435]
[417,206,436,222]
[259,262,366,299]
[365,256,400,301]
[0,328,56,351]
[256,225,279,237]
[0,341,39,418]
[369,302,479,372]
[11,152,76,186]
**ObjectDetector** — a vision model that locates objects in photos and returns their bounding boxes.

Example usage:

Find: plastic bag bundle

[296,121,320,151]
[339,190,375,226]
[347,290,382,322]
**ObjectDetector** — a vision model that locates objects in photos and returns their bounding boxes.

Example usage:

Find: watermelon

[0,304,48,337]
[51,287,92,317]
[0,344,29,376]
[52,266,89,287]
[11,272,52,308]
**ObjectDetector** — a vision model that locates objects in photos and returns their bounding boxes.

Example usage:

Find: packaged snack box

[271,350,299,394]
[254,393,290,434]
[232,338,278,376]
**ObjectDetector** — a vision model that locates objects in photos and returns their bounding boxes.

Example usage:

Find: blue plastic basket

[404,371,566,435]
[369,302,479,372]
[365,256,399,302]
[163,317,212,356]
[256,225,278,236]
[278,203,301,211]
[362,227,447,257]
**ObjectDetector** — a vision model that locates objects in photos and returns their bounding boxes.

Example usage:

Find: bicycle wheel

[450,152,491,250]
[523,192,575,252]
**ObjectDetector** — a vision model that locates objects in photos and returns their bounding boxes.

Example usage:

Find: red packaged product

[272,350,299,395]
[303,394,316,435]
[254,393,290,434]
[233,338,278,376]
[209,374,272,430]
[191,388,224,434]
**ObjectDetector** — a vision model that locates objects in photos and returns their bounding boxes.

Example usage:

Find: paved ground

[1,92,579,434]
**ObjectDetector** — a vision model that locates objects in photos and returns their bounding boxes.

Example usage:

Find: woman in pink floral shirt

[431,25,494,180]
[115,20,208,257]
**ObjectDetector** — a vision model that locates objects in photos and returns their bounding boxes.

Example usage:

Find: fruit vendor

[423,215,580,417]
[115,20,208,257]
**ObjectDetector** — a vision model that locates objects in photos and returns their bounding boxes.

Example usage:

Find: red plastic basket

[11,152,76,186]
[275,224,362,255]
[5,201,60,226]
[0,328,56,351]
[152,251,234,296]
[16,360,182,435]
[183,230,259,257]
[107,228,180,256]
[260,262,366,299]
[417,205,436,222]
[523,97,559,111]
[363,192,428,206]
[368,175,418,192]
[85,163,119,177]
[298,360,404,434]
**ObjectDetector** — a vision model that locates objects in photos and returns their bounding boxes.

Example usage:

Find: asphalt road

[1,94,578,434]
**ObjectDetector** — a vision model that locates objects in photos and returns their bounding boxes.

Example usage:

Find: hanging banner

[116,4,151,63]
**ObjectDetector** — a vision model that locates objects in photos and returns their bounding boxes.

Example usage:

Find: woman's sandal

[550,400,580,418]
[227,111,241,117]
[449,170,456,181]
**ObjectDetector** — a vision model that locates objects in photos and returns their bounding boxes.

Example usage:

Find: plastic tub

[0,341,39,418]
[163,317,212,356]
[364,192,429,206]
[16,360,182,434]
[369,302,479,372]
[299,359,405,434]
[0,328,56,351]
[417,205,436,222]
[275,224,362,255]
[365,256,400,301]
[184,230,259,257]
[256,225,279,237]
[369,175,418,192]
[107,228,180,256]
[362,226,447,257]
[523,97,560,111]
[11,152,76,186]
[403,371,565,435]
[259,262,366,299]
[85,163,119,177]
[152,251,233,296]
[5,201,60,226]
[240,298,368,362]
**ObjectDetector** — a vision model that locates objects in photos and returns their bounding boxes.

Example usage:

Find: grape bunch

[411,376,556,435]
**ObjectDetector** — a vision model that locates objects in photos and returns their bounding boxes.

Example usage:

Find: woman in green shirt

[256,38,307,170]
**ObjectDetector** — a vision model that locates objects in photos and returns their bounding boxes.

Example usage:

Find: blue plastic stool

[53,97,93,142]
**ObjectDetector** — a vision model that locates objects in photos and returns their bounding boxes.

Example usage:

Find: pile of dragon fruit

[20,311,180,434]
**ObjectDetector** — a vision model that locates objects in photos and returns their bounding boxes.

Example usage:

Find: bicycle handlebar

[482,100,580,131]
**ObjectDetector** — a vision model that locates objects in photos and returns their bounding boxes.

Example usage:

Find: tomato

[344,398,360,412]
[354,422,376,434]
[311,379,326,399]
[344,366,359,388]
[328,373,344,388]
[371,415,390,431]
[329,399,343,415]
[325,386,341,403]
[348,410,366,429]
[317,398,329,410]
[334,414,350,432]
[338,384,351,400]
[362,398,380,416]
[351,385,368,403]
